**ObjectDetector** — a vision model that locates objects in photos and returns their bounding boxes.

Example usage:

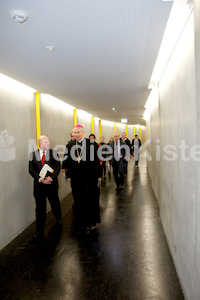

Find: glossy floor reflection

[0,155,184,300]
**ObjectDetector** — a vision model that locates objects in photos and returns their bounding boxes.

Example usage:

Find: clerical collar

[77,138,84,143]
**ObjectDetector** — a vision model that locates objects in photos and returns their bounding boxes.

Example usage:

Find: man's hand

[41,176,52,184]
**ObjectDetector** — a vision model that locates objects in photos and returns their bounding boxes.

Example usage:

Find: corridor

[0,155,184,300]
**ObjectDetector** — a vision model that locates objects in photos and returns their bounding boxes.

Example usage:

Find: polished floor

[0,155,184,300]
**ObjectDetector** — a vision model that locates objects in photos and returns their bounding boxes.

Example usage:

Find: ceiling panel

[0,0,173,125]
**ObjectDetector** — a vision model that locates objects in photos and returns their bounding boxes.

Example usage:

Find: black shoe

[33,231,44,243]
[120,185,124,190]
[56,219,62,226]
[84,227,90,234]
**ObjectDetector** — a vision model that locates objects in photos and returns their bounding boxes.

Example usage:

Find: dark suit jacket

[120,137,132,155]
[29,149,60,190]
[109,140,126,165]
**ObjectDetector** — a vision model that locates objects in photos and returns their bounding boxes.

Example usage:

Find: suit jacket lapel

[35,149,43,169]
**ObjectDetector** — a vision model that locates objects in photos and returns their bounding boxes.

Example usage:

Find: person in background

[89,133,101,216]
[121,132,132,177]
[107,137,114,174]
[109,133,127,192]
[89,133,100,149]
[108,137,114,143]
[63,125,102,234]
[62,130,76,174]
[100,136,107,180]
[62,130,76,206]
[29,135,62,242]
[132,134,141,166]
[69,131,76,142]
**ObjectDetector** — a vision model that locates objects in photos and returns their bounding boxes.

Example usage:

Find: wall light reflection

[0,73,36,95]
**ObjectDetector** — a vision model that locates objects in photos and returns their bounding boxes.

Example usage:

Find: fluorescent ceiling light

[77,109,93,118]
[121,119,127,124]
[0,73,36,94]
[41,94,75,111]
[149,0,193,89]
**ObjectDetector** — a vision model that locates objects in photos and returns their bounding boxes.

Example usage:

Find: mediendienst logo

[0,130,16,162]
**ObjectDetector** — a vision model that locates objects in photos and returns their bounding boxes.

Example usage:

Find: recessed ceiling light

[112,108,115,111]
[45,46,55,52]
[11,10,28,23]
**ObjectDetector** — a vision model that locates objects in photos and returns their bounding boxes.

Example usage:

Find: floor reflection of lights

[53,242,81,299]
[101,193,116,226]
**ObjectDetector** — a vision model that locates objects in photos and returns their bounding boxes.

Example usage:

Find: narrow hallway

[0,155,184,300]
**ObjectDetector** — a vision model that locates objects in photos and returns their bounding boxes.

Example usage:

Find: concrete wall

[194,0,200,298]
[0,76,146,250]
[146,8,200,299]
[0,77,36,250]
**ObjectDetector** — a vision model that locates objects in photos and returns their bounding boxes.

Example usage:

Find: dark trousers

[101,161,106,177]
[123,160,128,175]
[113,158,124,188]
[34,183,61,233]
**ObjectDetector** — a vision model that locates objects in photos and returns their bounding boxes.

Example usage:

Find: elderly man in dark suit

[29,135,62,241]
[109,133,128,191]
[121,132,132,177]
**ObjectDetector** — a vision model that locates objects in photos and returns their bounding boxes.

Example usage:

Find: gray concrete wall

[146,10,199,299]
[101,120,115,142]
[194,0,200,297]
[0,78,36,250]
[76,109,93,137]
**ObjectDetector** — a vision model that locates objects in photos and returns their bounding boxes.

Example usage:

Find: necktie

[114,141,118,160]
[41,151,45,166]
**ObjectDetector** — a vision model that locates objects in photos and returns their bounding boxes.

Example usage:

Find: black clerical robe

[62,138,102,228]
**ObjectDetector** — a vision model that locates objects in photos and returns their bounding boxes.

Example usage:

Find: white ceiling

[0,0,173,125]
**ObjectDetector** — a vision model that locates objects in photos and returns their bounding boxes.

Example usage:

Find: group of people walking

[29,124,141,242]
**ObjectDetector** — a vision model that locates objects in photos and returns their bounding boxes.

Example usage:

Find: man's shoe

[85,227,91,234]
[33,231,44,243]
[120,185,124,190]
[56,219,62,225]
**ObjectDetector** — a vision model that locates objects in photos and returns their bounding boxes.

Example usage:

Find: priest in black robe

[62,125,102,234]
